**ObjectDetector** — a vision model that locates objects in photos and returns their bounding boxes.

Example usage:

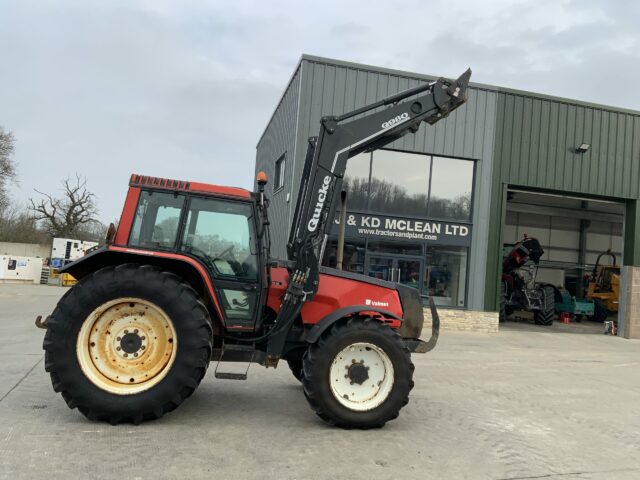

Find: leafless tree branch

[29,175,99,238]
[0,127,17,210]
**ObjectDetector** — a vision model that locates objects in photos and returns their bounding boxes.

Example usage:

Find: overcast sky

[1,0,639,222]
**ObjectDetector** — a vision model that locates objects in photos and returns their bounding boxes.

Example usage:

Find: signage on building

[332,212,472,246]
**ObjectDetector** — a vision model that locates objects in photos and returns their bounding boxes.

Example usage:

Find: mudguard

[59,246,225,321]
[304,298,440,354]
[305,305,401,344]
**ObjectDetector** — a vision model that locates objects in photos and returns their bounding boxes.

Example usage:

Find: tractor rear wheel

[534,285,555,326]
[301,318,414,429]
[593,299,609,322]
[285,349,305,382]
[43,264,212,424]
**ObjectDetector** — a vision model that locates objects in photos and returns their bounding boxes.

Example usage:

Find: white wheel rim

[329,342,394,411]
[76,297,177,395]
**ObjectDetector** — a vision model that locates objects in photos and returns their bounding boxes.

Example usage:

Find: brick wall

[621,266,640,339]
[423,307,499,334]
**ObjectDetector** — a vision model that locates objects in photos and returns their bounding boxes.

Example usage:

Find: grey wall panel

[548,250,579,264]
[255,66,302,258]
[298,59,496,162]
[585,251,622,265]
[550,228,580,250]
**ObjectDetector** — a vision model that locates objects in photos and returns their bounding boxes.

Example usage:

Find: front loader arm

[265,68,471,360]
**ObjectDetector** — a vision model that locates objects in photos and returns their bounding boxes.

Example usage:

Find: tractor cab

[111,175,267,330]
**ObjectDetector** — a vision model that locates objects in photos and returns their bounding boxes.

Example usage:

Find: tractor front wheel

[534,285,556,326]
[43,264,212,424]
[301,318,414,429]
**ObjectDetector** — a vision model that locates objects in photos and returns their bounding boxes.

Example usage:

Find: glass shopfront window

[425,246,468,307]
[367,240,423,256]
[322,237,470,307]
[342,150,474,219]
[428,156,474,221]
[330,149,474,308]
[322,238,366,274]
[369,150,430,217]
[343,153,371,211]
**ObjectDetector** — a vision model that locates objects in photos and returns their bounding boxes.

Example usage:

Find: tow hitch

[404,297,440,354]
[35,315,50,329]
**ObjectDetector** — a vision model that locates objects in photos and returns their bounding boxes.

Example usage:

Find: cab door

[179,196,261,330]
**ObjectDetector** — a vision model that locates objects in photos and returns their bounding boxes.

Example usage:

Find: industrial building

[255,55,640,338]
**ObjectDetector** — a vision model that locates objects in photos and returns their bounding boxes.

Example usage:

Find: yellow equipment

[60,273,77,287]
[586,250,620,322]
[46,268,76,286]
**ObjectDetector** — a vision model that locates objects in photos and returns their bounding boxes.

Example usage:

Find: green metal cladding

[484,91,640,310]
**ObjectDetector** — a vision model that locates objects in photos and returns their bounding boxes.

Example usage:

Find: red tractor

[38,69,471,428]
[500,235,557,325]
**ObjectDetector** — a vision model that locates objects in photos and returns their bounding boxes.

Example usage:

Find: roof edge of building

[299,54,640,117]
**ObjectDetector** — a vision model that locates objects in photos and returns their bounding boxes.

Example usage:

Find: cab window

[129,191,185,249]
[181,198,258,281]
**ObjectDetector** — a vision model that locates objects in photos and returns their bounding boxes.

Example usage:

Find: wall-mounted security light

[576,143,590,153]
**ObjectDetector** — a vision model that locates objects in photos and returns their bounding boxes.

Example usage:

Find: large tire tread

[43,264,212,425]
[534,285,556,326]
[301,317,414,429]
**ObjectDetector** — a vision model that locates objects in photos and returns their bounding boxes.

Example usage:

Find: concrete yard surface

[1,284,639,480]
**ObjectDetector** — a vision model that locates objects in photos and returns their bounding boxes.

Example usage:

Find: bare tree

[0,204,49,244]
[0,127,17,210]
[30,175,99,238]
[75,219,108,243]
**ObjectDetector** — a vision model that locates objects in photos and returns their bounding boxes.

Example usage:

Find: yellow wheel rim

[76,297,177,395]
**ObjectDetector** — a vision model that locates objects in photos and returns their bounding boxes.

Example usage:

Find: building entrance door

[366,254,424,291]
